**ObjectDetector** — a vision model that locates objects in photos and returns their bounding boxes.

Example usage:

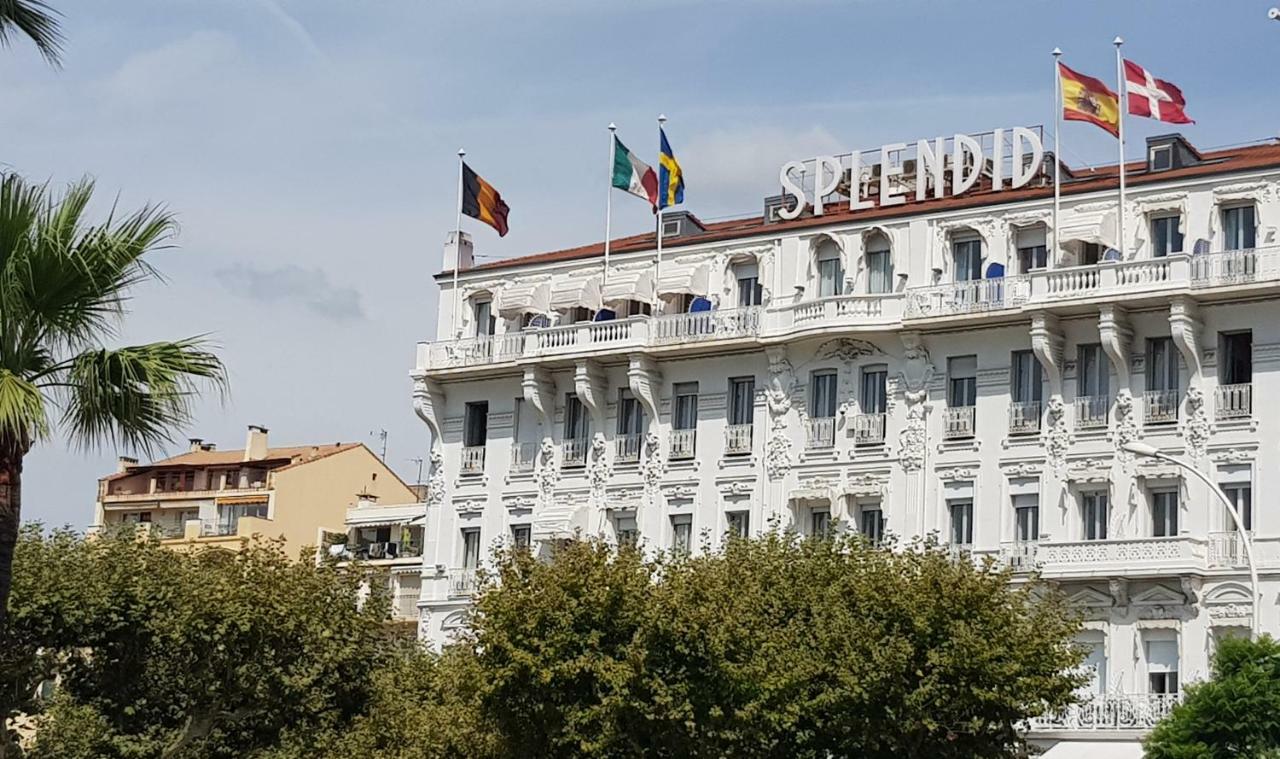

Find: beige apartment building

[94,425,419,558]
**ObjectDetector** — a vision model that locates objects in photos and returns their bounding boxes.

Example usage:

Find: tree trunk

[0,440,23,630]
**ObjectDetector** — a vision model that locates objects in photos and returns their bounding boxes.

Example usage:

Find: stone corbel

[627,354,663,430]
[575,358,608,433]
[522,366,556,428]
[1109,578,1130,609]
[1098,305,1133,391]
[411,373,446,442]
[1169,296,1203,384]
[1029,313,1065,398]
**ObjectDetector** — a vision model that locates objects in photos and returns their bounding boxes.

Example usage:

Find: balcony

[562,438,588,468]
[448,569,479,598]
[1191,246,1280,287]
[649,306,762,346]
[510,442,537,474]
[100,485,268,504]
[852,413,886,445]
[943,406,975,440]
[669,428,696,460]
[804,417,836,450]
[615,433,642,464]
[1074,394,1110,430]
[1030,693,1181,732]
[1208,531,1250,568]
[781,294,904,331]
[725,424,754,455]
[1143,389,1180,425]
[1008,401,1042,435]
[1215,383,1251,421]
[460,446,486,476]
[999,541,1039,572]
[1034,536,1207,577]
[904,276,1030,319]
[1032,257,1178,302]
[352,540,423,561]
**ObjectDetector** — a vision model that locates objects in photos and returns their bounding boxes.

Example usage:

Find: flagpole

[453,148,465,338]
[1052,48,1062,270]
[1114,36,1127,258]
[604,124,616,292]
[655,113,666,313]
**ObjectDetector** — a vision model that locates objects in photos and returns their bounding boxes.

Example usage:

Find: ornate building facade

[411,130,1280,753]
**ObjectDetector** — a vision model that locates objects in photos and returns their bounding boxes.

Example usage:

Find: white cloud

[214,263,366,322]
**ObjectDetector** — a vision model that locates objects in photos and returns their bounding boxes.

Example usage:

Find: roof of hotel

[438,139,1280,279]
[104,443,364,481]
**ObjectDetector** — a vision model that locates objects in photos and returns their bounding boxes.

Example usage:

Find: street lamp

[1122,441,1261,639]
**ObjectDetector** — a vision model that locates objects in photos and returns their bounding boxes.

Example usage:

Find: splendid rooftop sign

[777,127,1045,220]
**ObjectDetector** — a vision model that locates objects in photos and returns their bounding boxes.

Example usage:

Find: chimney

[116,456,138,474]
[443,230,474,276]
[244,425,269,461]
[356,491,379,509]
[188,438,204,453]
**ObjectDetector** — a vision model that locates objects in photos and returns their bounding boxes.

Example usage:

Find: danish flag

[1124,59,1194,124]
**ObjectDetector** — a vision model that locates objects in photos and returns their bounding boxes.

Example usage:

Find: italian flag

[612,136,658,210]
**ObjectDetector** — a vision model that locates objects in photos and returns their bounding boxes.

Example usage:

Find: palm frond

[58,339,227,457]
[0,367,49,449]
[0,0,63,66]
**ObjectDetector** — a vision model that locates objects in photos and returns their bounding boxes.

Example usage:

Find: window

[952,237,982,281]
[473,299,495,337]
[866,235,894,294]
[673,382,699,431]
[726,511,750,539]
[671,514,692,554]
[1081,491,1108,541]
[564,394,588,442]
[809,370,838,419]
[616,390,643,437]
[1082,242,1102,265]
[1150,214,1183,257]
[1013,494,1039,543]
[1150,145,1172,171]
[949,499,973,546]
[1146,338,1179,393]
[511,524,532,550]
[156,470,195,492]
[1146,638,1179,695]
[615,515,638,546]
[810,509,831,538]
[568,306,594,324]
[859,366,888,415]
[859,507,885,544]
[216,502,266,535]
[463,401,489,447]
[461,528,481,570]
[735,261,763,306]
[1016,226,1048,273]
[816,241,843,297]
[1079,637,1108,697]
[625,300,651,317]
[948,356,977,407]
[1010,350,1043,404]
[728,378,755,426]
[1221,205,1257,251]
[1222,483,1252,532]
[1220,331,1252,385]
[122,511,152,524]
[1077,344,1110,399]
[1152,490,1179,537]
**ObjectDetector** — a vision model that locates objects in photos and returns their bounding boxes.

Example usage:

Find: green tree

[1145,635,1280,759]
[458,532,1085,759]
[0,174,227,633]
[0,0,62,65]
[5,526,390,758]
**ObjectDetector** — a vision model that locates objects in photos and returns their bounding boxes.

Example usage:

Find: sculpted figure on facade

[1044,396,1071,476]
[898,389,928,472]
[763,346,796,478]
[587,433,613,510]
[639,430,667,507]
[1183,385,1211,459]
[533,438,559,508]
[1113,390,1139,469]
[426,444,446,509]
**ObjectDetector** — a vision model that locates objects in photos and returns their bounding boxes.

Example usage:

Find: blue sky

[7,0,1279,527]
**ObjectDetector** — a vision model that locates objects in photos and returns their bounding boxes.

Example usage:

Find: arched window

[1015,224,1048,273]
[733,258,763,306]
[864,232,893,294]
[950,231,982,282]
[470,294,496,337]
[815,239,843,297]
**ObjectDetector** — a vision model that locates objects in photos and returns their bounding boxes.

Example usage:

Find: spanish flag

[1059,62,1120,137]
[461,162,510,237]
[658,128,685,210]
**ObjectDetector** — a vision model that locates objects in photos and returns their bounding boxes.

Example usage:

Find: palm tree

[0,174,227,627]
[0,0,63,65]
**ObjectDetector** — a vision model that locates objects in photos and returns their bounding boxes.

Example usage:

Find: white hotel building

[410,130,1280,752]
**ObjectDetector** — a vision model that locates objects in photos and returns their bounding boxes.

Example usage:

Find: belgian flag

[461,162,510,237]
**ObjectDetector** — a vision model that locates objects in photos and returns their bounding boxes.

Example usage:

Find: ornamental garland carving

[1066,457,1112,484]
[1043,397,1071,476]
[587,433,612,510]
[1182,386,1211,459]
[766,428,793,479]
[1210,447,1255,464]
[639,431,667,507]
[417,608,431,640]
[897,389,928,472]
[1113,389,1140,470]
[1001,460,1043,478]
[936,467,975,482]
[1208,604,1253,621]
[426,444,446,509]
[534,437,560,508]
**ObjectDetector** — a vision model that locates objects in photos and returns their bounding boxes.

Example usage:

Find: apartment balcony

[1008,401,1042,435]
[1208,531,1250,568]
[804,416,836,450]
[1074,394,1110,430]
[779,293,904,331]
[460,445,486,476]
[649,306,763,346]
[1191,246,1280,288]
[724,424,754,455]
[510,442,537,474]
[669,428,696,460]
[351,540,423,561]
[615,433,642,464]
[447,569,479,598]
[852,412,886,445]
[1215,383,1252,421]
[999,541,1039,572]
[562,438,588,468]
[1143,389,1180,425]
[1030,693,1182,732]
[942,406,975,439]
[1031,536,1207,578]
[904,276,1030,319]
[100,485,268,504]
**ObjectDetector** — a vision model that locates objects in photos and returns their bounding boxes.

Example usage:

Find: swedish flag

[658,128,684,210]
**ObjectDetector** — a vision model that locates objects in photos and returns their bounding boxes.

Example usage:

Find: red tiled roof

[438,140,1280,278]
[102,443,363,481]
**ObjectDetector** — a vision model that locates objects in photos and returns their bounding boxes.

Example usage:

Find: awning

[216,494,269,506]
[657,262,710,299]
[1059,209,1118,249]
[549,276,602,312]
[601,270,655,307]
[1035,741,1144,759]
[495,282,550,319]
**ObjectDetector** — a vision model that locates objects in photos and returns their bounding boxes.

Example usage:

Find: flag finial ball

[457,148,465,157]
[1113,36,1124,46]
[1052,47,1062,56]
[608,122,617,131]
[658,113,667,125]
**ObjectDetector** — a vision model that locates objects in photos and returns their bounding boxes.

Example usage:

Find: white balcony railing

[1208,531,1250,568]
[1215,383,1252,420]
[904,276,1029,319]
[785,294,904,328]
[943,405,975,439]
[725,424,754,455]
[1030,693,1182,731]
[510,442,538,474]
[804,416,836,449]
[448,569,479,597]
[1036,536,1207,575]
[852,413,887,445]
[1191,246,1280,287]
[1074,394,1110,430]
[460,446,486,475]
[1143,389,1181,425]
[1008,401,1042,434]
[669,428,696,460]
[562,438,588,467]
[999,541,1039,571]
[614,433,642,463]
[649,306,762,345]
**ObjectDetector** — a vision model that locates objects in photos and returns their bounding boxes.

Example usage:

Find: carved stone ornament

[845,471,889,497]
[1210,447,1255,464]
[639,431,667,507]
[1044,396,1071,475]
[426,444,446,509]
[721,480,754,497]
[898,390,928,472]
[1182,386,1211,459]
[587,433,612,510]
[417,608,431,640]
[534,437,560,508]
[1066,457,1112,484]
[818,338,881,363]
[935,467,975,482]
[1208,604,1253,622]
[766,427,793,479]
[898,332,936,395]
[1001,460,1043,478]
[1113,389,1140,470]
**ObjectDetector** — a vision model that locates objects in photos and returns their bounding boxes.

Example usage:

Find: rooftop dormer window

[1149,145,1172,172]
